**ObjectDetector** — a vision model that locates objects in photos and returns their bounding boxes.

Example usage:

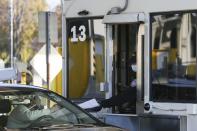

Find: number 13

[71,25,86,42]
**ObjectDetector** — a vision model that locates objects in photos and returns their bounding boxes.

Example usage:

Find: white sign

[30,45,62,82]
[71,25,87,42]
[38,12,58,43]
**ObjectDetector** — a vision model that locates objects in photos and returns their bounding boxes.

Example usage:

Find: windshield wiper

[40,123,97,130]
[41,124,74,130]
[73,123,96,127]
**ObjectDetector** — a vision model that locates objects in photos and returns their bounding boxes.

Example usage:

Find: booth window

[151,12,197,102]
[67,19,106,100]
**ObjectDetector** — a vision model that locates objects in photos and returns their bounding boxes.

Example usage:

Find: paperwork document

[78,99,100,109]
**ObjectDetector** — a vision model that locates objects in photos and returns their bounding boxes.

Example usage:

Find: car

[0,83,124,131]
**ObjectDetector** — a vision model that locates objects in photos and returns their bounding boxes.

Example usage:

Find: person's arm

[100,87,136,108]
[100,94,126,108]
[24,108,51,121]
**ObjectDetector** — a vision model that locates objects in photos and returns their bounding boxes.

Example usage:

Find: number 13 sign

[71,25,86,42]
[67,19,89,43]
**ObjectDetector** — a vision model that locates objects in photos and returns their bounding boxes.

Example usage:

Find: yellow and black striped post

[90,38,96,77]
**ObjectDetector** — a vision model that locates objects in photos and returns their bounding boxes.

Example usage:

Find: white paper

[78,99,100,109]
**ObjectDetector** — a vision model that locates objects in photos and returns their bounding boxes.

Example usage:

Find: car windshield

[0,87,101,129]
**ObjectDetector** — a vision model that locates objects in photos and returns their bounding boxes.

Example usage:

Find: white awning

[103,13,145,24]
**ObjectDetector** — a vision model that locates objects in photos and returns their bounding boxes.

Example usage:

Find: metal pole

[10,0,14,67]
[61,0,67,97]
[46,12,51,90]
[105,25,113,113]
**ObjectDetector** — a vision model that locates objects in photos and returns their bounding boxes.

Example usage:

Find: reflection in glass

[151,12,197,102]
[2,88,98,129]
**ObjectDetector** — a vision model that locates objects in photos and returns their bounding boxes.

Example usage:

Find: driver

[7,96,59,129]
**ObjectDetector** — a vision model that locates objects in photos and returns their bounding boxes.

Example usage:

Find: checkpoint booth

[62,0,197,130]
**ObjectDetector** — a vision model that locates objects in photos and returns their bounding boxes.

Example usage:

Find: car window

[0,88,100,129]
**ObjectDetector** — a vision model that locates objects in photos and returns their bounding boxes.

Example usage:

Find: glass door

[107,23,140,114]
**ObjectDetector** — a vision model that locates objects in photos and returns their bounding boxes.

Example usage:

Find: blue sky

[46,0,61,10]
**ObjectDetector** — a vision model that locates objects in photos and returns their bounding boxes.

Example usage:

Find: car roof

[0,83,47,91]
